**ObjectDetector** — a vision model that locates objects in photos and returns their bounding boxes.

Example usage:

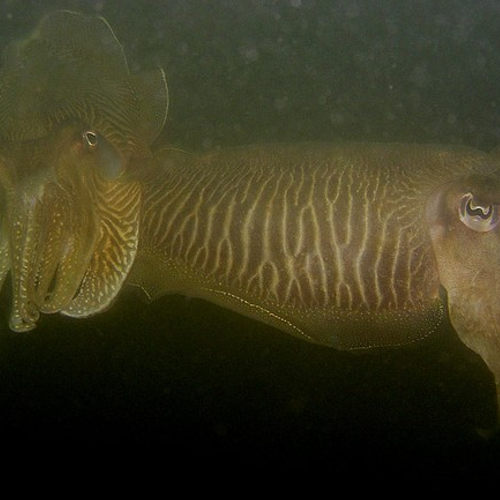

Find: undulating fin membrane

[0,215,9,292]
[0,10,168,152]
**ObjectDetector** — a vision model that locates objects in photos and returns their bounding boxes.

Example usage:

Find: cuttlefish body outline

[0,11,499,426]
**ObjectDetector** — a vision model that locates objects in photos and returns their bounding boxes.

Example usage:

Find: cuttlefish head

[426,169,500,422]
[0,11,168,331]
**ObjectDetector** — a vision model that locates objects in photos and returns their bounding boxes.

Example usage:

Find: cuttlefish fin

[130,70,169,146]
[0,10,168,149]
[0,218,9,292]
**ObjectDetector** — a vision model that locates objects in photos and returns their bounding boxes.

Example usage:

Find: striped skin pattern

[131,142,496,349]
[62,176,142,318]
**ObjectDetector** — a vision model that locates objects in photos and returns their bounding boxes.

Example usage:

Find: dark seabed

[0,0,500,481]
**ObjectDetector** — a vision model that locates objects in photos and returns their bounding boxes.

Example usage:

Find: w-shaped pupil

[466,198,492,220]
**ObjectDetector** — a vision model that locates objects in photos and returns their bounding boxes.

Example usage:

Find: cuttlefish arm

[0,11,168,330]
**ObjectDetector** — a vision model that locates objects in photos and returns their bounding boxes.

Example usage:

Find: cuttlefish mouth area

[8,183,98,331]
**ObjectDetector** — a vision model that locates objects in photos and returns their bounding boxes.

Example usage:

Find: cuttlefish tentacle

[8,192,42,331]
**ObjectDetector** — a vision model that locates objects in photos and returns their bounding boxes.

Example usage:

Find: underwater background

[0,0,500,480]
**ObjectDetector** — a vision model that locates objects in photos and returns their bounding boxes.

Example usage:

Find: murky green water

[0,0,499,478]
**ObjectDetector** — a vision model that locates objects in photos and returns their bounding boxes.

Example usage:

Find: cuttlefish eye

[81,128,125,178]
[459,192,500,232]
[82,130,99,151]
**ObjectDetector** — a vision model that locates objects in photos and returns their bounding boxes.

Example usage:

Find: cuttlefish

[1,11,500,423]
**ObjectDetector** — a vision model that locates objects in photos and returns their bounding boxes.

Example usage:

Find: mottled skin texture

[1,12,500,425]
